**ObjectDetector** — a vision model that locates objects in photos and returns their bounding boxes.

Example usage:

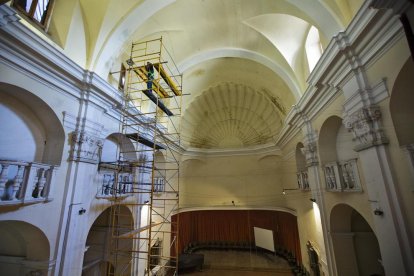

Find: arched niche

[318,116,359,191]
[295,142,309,189]
[154,151,166,193]
[0,220,51,275]
[101,133,136,162]
[0,83,65,165]
[83,205,134,276]
[390,58,414,147]
[330,204,384,276]
[295,142,306,171]
[318,116,342,163]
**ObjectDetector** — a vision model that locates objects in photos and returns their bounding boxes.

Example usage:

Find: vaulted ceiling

[48,0,363,151]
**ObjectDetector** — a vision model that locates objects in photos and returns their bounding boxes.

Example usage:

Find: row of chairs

[183,240,253,254]
[183,241,311,275]
[275,248,310,276]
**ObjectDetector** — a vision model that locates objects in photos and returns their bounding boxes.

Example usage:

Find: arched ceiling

[49,0,363,151]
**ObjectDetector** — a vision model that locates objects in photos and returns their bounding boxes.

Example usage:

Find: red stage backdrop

[171,210,301,263]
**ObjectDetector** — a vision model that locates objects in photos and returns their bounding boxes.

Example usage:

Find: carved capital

[69,131,104,164]
[344,106,388,151]
[0,5,20,28]
[301,140,319,167]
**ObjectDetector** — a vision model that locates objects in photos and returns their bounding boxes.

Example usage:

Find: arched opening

[154,151,166,193]
[99,133,137,197]
[82,205,134,276]
[101,133,137,162]
[0,220,51,275]
[295,142,309,189]
[389,57,414,188]
[305,26,323,72]
[0,83,65,165]
[330,204,384,276]
[390,58,414,147]
[319,116,360,191]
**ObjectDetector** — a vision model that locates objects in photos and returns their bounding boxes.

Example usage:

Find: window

[13,0,53,28]
[305,26,323,72]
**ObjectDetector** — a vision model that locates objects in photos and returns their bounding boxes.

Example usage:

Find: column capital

[0,5,19,28]
[69,131,104,164]
[343,106,389,151]
[302,132,319,167]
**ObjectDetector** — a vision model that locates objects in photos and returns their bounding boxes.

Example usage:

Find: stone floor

[179,249,294,276]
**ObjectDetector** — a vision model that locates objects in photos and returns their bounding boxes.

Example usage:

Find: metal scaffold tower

[104,37,183,276]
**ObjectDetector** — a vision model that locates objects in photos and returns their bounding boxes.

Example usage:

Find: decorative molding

[343,106,389,151]
[69,131,104,164]
[62,112,79,131]
[182,143,282,158]
[370,0,413,14]
[0,4,19,28]
[371,79,390,104]
[175,206,297,216]
[302,131,319,167]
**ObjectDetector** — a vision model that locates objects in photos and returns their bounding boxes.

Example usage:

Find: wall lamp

[310,198,316,203]
[282,188,298,195]
[79,208,86,215]
[374,208,384,216]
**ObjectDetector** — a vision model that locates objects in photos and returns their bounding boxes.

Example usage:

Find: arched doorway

[330,204,384,276]
[0,220,51,275]
[82,206,134,276]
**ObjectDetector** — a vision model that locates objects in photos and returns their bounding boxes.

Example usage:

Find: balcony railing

[97,172,134,198]
[296,170,310,190]
[0,160,55,205]
[153,177,165,193]
[324,159,361,192]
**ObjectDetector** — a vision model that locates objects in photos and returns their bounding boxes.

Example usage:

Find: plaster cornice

[176,206,297,216]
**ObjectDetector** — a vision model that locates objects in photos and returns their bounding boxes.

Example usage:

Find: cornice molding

[370,0,413,14]
[181,143,282,158]
[176,206,297,216]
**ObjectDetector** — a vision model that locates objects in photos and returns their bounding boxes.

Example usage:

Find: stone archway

[82,205,134,276]
[0,220,51,275]
[330,204,384,276]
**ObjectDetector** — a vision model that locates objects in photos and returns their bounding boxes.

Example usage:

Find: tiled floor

[179,250,294,276]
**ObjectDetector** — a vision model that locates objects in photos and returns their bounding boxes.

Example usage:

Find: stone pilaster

[301,132,319,167]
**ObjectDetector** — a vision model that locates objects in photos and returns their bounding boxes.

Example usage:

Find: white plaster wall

[0,96,44,162]
[180,152,284,208]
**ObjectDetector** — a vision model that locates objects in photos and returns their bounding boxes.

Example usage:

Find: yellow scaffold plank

[116,222,163,239]
[153,63,182,96]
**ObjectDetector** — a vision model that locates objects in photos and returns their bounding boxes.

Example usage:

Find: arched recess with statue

[0,220,51,275]
[330,203,384,276]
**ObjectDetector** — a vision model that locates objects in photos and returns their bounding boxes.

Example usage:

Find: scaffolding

[103,37,183,276]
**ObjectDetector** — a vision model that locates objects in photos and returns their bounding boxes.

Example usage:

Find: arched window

[305,26,323,72]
